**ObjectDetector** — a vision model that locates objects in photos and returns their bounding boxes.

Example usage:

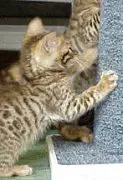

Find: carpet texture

[50,0,123,165]
[94,0,123,154]
[52,136,123,165]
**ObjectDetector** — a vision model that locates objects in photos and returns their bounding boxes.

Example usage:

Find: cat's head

[20,17,70,78]
[20,17,87,79]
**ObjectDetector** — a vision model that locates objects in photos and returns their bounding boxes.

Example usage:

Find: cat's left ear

[43,32,58,53]
[26,17,44,36]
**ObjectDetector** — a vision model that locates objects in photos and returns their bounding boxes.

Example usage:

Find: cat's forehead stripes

[23,31,54,48]
[23,33,45,47]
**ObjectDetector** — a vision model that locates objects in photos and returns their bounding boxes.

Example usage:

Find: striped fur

[0,1,100,86]
[65,0,100,51]
[65,0,100,92]
[58,0,100,140]
[0,0,100,88]
[0,18,118,177]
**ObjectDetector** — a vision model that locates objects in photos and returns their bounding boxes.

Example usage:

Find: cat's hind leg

[57,123,93,143]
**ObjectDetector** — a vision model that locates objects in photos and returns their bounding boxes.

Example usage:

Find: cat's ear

[26,17,44,36]
[43,32,58,53]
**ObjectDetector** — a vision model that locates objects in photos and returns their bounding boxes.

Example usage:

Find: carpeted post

[94,0,123,155]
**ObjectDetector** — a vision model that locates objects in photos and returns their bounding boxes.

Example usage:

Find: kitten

[0,0,100,85]
[0,17,118,177]
[58,0,100,140]
[0,0,100,141]
[0,0,100,94]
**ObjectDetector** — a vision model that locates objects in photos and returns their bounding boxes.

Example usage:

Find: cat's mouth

[60,47,78,65]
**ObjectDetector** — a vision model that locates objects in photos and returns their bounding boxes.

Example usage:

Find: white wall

[0,25,66,50]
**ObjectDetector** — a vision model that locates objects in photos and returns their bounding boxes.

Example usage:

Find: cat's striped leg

[0,136,32,177]
[57,71,118,143]
[0,148,32,177]
[61,71,118,122]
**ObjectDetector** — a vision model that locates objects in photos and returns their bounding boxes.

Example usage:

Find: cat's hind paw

[0,165,32,177]
[12,165,33,176]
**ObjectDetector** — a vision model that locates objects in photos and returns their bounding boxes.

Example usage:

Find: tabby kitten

[0,0,100,85]
[58,0,100,140]
[0,18,118,177]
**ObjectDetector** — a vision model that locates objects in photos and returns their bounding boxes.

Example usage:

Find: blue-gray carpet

[94,0,123,154]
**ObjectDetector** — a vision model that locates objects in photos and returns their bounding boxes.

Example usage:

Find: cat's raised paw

[100,70,118,92]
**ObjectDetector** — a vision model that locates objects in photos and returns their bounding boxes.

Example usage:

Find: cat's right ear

[26,17,44,36]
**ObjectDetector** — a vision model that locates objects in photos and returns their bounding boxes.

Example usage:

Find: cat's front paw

[99,70,118,93]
